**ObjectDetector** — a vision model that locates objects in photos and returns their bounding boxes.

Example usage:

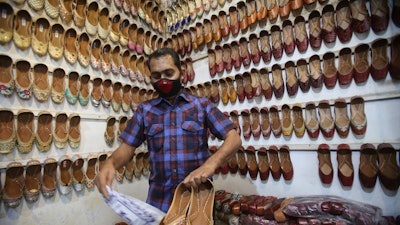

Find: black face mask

[152,78,182,98]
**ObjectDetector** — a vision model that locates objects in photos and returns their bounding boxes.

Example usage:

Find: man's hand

[182,163,216,190]
[95,159,116,199]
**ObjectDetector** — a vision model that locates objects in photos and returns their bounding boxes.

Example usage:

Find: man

[96,48,242,212]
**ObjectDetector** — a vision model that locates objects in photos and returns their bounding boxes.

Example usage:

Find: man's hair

[146,48,182,74]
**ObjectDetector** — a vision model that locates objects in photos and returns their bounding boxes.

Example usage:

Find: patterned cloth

[105,186,165,225]
[120,91,235,212]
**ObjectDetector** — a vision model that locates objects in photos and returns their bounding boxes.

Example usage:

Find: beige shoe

[32,64,50,102]
[0,3,14,44]
[0,109,16,154]
[16,109,35,153]
[36,111,53,152]
[85,154,97,189]
[13,10,32,50]
[24,159,42,203]
[122,84,132,112]
[3,162,24,208]
[187,179,215,225]
[32,17,50,56]
[112,82,122,112]
[44,0,60,19]
[160,182,191,225]
[85,1,99,36]
[60,0,73,24]
[104,116,116,147]
[54,112,68,149]
[0,55,14,96]
[42,158,57,198]
[68,113,81,149]
[73,0,86,28]
[51,68,66,104]
[49,23,65,60]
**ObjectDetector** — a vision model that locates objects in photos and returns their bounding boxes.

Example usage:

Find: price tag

[39,24,43,32]
[22,17,26,26]
[55,30,59,38]
[2,9,6,19]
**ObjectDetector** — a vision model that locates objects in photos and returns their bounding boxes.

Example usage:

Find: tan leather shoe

[292,104,305,137]
[322,52,338,88]
[334,98,350,137]
[77,32,90,68]
[359,144,378,189]
[281,104,293,137]
[246,146,259,180]
[85,154,97,189]
[73,0,86,28]
[318,100,335,138]
[33,64,50,102]
[338,48,354,86]
[0,109,16,154]
[318,144,333,184]
[122,84,132,112]
[64,28,77,65]
[259,68,272,100]
[102,79,113,108]
[237,146,248,175]
[279,145,293,180]
[305,102,319,138]
[268,145,281,179]
[260,107,271,137]
[371,38,389,81]
[111,82,122,112]
[60,0,73,24]
[54,112,68,149]
[16,109,35,153]
[297,59,310,92]
[160,182,191,225]
[98,7,110,40]
[350,96,367,135]
[36,111,53,152]
[0,2,14,45]
[187,179,215,225]
[269,105,282,137]
[68,113,81,149]
[284,61,298,96]
[24,159,42,203]
[377,143,400,191]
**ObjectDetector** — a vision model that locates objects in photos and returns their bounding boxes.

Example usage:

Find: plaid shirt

[119,91,236,212]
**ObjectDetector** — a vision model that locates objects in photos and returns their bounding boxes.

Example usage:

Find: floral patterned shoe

[51,68,66,104]
[124,156,135,181]
[42,158,57,198]
[90,38,102,70]
[53,112,68,149]
[49,23,65,60]
[57,155,72,195]
[0,3,14,45]
[72,154,85,192]
[0,109,16,154]
[3,162,24,208]
[60,0,73,24]
[120,50,130,77]
[16,109,35,153]
[111,45,122,75]
[73,0,86,28]
[116,166,126,183]
[24,159,42,203]
[64,28,77,65]
[104,116,116,147]
[78,74,90,106]
[15,60,32,100]
[85,154,98,189]
[110,14,121,43]
[66,71,79,104]
[0,55,14,96]
[68,113,81,149]
[13,10,32,50]
[36,111,53,152]
[101,44,112,74]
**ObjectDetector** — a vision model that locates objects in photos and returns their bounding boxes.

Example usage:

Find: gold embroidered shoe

[28,0,45,10]
[16,109,35,153]
[105,116,116,147]
[24,159,42,203]
[121,84,132,112]
[3,162,24,208]
[0,54,14,96]
[36,111,53,152]
[91,77,103,107]
[85,1,99,36]
[68,113,80,149]
[0,109,16,154]
[60,0,73,24]
[32,17,50,56]
[53,112,68,149]
[110,14,121,43]
[101,79,112,108]
[51,68,66,104]
[78,32,90,68]
[98,7,110,40]
[44,0,60,18]
[13,10,32,50]
[124,155,135,181]
[42,158,57,198]
[72,154,85,192]
[73,0,86,28]
[57,155,72,195]
[0,3,14,45]
[33,64,50,102]
[49,23,65,60]
[15,60,32,100]
[90,38,102,70]
[85,154,97,189]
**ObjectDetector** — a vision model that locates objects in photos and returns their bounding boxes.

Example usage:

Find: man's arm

[183,129,242,189]
[95,142,136,198]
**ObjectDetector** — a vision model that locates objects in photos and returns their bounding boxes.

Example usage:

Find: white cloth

[105,186,165,225]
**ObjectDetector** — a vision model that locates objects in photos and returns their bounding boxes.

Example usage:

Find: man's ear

[180,68,186,81]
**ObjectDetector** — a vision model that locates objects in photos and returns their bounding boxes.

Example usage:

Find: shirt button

[171,122,175,126]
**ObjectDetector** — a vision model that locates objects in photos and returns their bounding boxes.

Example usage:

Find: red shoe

[207,49,217,77]
[271,25,283,60]
[371,39,389,81]
[349,0,371,33]
[237,146,248,176]
[241,109,252,139]
[268,145,281,180]
[231,41,242,69]
[257,147,270,181]
[309,10,322,49]
[259,30,272,63]
[354,44,370,84]
[294,16,309,53]
[321,5,337,45]
[250,107,262,138]
[338,48,354,86]
[239,37,251,67]
[282,20,295,55]
[279,145,293,181]
[260,107,271,137]
[359,143,378,189]
[235,74,246,102]
[245,146,259,180]
[336,0,353,43]
[323,52,338,89]
[337,144,354,187]
[318,144,333,184]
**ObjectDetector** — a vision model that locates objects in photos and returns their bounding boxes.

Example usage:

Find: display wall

[0,0,399,224]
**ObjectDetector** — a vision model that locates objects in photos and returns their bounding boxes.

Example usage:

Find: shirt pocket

[146,124,164,152]
[181,121,202,151]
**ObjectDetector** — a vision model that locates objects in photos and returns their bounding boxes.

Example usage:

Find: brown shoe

[42,158,57,198]
[229,110,241,136]
[3,162,24,208]
[33,63,50,102]
[284,61,298,97]
[318,100,335,138]
[111,82,123,112]
[58,155,72,195]
[36,111,53,152]
[279,145,293,181]
[310,55,323,89]
[237,146,248,175]
[281,104,293,137]
[297,59,310,92]
[268,145,281,179]
[105,116,116,147]
[305,102,320,138]
[16,109,35,153]
[24,159,42,203]
[246,146,259,180]
[161,182,191,224]
[260,107,271,137]
[122,84,132,112]
[359,144,378,189]
[91,77,103,107]
[354,44,370,84]
[257,147,269,181]
[73,0,86,28]
[323,52,338,88]
[308,10,322,49]
[102,79,113,108]
[0,55,14,96]
[350,96,367,135]
[321,4,336,44]
[338,48,354,86]
[271,64,284,99]
[259,68,272,100]
[334,98,350,137]
[187,179,215,225]
[336,0,352,43]
[282,20,295,55]
[349,0,371,33]
[317,144,333,184]
[292,104,305,137]
[377,143,400,191]
[0,109,16,154]
[237,1,248,30]
[124,155,135,181]
[64,28,77,65]
[78,74,90,106]
[68,113,81,149]
[337,144,354,187]
[270,105,282,137]
[241,109,252,139]
[371,38,389,80]
[66,71,79,105]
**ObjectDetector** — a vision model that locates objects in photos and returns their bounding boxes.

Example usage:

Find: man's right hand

[95,159,116,199]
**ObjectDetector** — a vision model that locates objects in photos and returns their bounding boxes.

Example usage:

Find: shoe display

[187,179,215,225]
[0,109,16,154]
[359,144,378,189]
[24,159,41,203]
[0,2,14,45]
[350,96,367,135]
[318,100,335,138]
[42,158,57,198]
[32,17,50,56]
[279,145,293,181]
[377,143,400,191]
[105,116,116,147]
[13,10,32,50]
[0,55,14,96]
[317,144,333,184]
[334,98,350,137]
[66,71,79,104]
[337,144,354,187]
[16,109,35,153]
[3,162,24,208]
[72,154,85,192]
[54,112,68,149]
[49,23,65,60]
[269,105,282,137]
[268,145,281,180]
[371,39,389,81]
[58,155,72,195]
[36,111,53,152]
[85,154,98,189]
[305,102,320,138]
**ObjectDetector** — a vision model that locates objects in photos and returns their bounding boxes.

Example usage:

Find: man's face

[149,55,181,83]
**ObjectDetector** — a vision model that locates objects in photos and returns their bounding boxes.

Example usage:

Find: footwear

[242,72,253,100]
[111,82,122,112]
[3,162,24,208]
[309,55,323,89]
[260,107,271,137]
[121,84,132,113]
[354,44,370,84]
[98,152,108,172]
[271,64,284,99]
[36,111,53,152]
[281,104,293,137]
[241,109,252,139]
[78,74,90,106]
[267,0,279,21]
[64,28,77,65]
[91,77,102,107]
[24,159,41,203]
[246,0,257,25]
[279,145,293,181]
[336,0,352,43]
[54,112,68,149]
[297,59,310,92]
[235,74,245,103]
[305,102,320,138]
[16,109,35,153]
[77,32,90,67]
[359,144,378,189]
[215,46,224,74]
[98,7,110,40]
[32,64,50,102]
[250,69,262,97]
[246,146,259,180]
[0,2,14,44]
[124,155,134,181]
[308,10,322,49]
[58,155,72,195]
[73,0,86,28]
[0,55,14,96]
[111,45,122,75]
[203,19,213,44]
[211,14,222,43]
[271,25,283,60]
[239,38,251,67]
[317,144,333,184]
[292,104,305,137]
[256,0,268,21]
[14,60,32,100]
[222,44,232,73]
[71,154,85,192]
[284,61,298,97]
[219,11,230,37]
[268,146,281,180]
[294,16,308,53]
[117,115,128,137]
[390,35,400,80]
[318,100,335,138]
[249,34,261,64]
[282,20,295,55]
[105,116,116,147]
[208,49,216,77]
[13,10,32,50]
[229,6,240,35]
[269,105,282,137]
[186,179,215,225]
[237,146,248,175]
[44,0,59,18]
[229,110,241,136]
[60,0,73,24]
[259,68,272,100]
[42,158,57,198]
[337,48,354,85]
[102,79,112,108]
[210,80,220,103]
[334,98,350,137]
[110,14,121,43]
[101,44,112,74]
[120,19,130,47]
[231,41,242,69]
[257,147,269,181]
[66,71,79,104]
[377,143,400,191]
[323,52,338,88]
[250,107,261,138]
[85,1,99,36]
[32,17,50,56]
[237,1,248,30]
[259,30,272,63]
[0,109,16,155]
[68,113,80,149]
[349,0,371,33]
[350,96,367,135]
[84,154,97,189]
[371,39,389,81]
[337,144,354,187]
[49,23,65,60]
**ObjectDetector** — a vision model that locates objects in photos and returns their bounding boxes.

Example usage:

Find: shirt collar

[153,89,191,106]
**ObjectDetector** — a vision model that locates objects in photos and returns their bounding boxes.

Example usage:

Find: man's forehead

[150,55,176,71]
